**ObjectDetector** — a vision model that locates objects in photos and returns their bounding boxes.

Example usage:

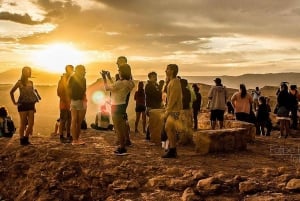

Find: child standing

[256,96,269,136]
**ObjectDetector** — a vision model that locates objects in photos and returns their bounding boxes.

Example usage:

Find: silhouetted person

[134,81,146,134]
[226,101,234,114]
[10,66,39,145]
[276,83,292,138]
[289,85,299,130]
[102,64,135,155]
[192,84,201,131]
[145,71,163,140]
[207,78,228,129]
[180,79,191,110]
[255,96,269,136]
[162,64,182,158]
[231,84,253,123]
[252,86,261,111]
[57,64,74,143]
[69,65,87,145]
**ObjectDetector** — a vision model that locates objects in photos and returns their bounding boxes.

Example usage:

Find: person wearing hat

[207,78,228,129]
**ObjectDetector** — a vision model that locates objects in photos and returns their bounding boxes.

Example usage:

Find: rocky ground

[1,127,300,201]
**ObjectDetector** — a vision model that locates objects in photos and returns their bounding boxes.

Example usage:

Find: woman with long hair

[102,64,135,155]
[10,66,39,145]
[231,84,253,123]
[134,81,146,134]
[69,65,87,145]
[276,83,292,138]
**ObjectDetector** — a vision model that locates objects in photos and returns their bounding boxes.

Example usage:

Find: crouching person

[91,104,113,131]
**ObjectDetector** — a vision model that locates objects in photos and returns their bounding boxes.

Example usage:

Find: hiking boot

[20,137,27,145]
[20,137,31,145]
[114,147,127,156]
[162,148,177,158]
[65,136,72,143]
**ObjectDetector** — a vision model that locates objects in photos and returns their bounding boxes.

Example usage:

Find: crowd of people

[2,57,300,158]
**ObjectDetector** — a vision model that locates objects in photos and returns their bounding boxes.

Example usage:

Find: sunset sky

[1,0,300,77]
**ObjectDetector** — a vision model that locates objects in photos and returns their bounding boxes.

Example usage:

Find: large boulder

[193,128,247,154]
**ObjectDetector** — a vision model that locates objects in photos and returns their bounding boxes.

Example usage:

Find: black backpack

[1,117,16,137]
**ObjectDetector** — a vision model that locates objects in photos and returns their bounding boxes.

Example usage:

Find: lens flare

[91,91,106,105]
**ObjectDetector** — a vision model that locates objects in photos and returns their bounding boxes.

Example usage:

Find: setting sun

[31,43,86,73]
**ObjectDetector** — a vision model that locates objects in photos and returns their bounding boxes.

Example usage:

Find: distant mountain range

[0,68,299,89]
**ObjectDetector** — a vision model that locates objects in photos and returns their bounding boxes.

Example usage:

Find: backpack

[1,117,16,137]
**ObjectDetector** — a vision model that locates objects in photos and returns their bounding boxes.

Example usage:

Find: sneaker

[60,135,66,143]
[114,147,127,156]
[65,136,72,143]
[162,148,177,158]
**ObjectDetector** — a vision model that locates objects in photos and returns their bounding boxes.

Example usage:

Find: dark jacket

[145,81,162,109]
[256,103,269,122]
[68,75,86,100]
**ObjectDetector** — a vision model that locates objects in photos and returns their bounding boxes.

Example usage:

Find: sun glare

[31,43,86,73]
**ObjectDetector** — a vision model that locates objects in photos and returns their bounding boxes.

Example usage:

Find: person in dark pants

[192,84,201,131]
[207,78,228,129]
[255,96,269,136]
[289,85,299,130]
[145,71,163,140]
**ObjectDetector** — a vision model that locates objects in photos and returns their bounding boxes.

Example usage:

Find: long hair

[240,84,247,98]
[137,81,144,92]
[20,66,31,86]
[119,64,132,80]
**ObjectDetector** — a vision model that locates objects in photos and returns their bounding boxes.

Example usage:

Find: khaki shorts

[70,100,85,110]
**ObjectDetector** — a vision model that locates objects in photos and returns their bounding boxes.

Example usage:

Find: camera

[100,70,109,76]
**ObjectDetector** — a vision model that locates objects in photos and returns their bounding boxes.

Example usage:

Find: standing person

[207,78,228,129]
[180,79,191,110]
[10,66,39,145]
[265,97,272,136]
[231,84,253,123]
[276,83,292,138]
[192,84,201,131]
[69,65,87,145]
[145,71,163,140]
[134,81,146,134]
[255,96,269,136]
[252,86,261,111]
[162,64,182,158]
[116,56,132,146]
[57,64,74,143]
[289,85,299,130]
[102,64,135,155]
